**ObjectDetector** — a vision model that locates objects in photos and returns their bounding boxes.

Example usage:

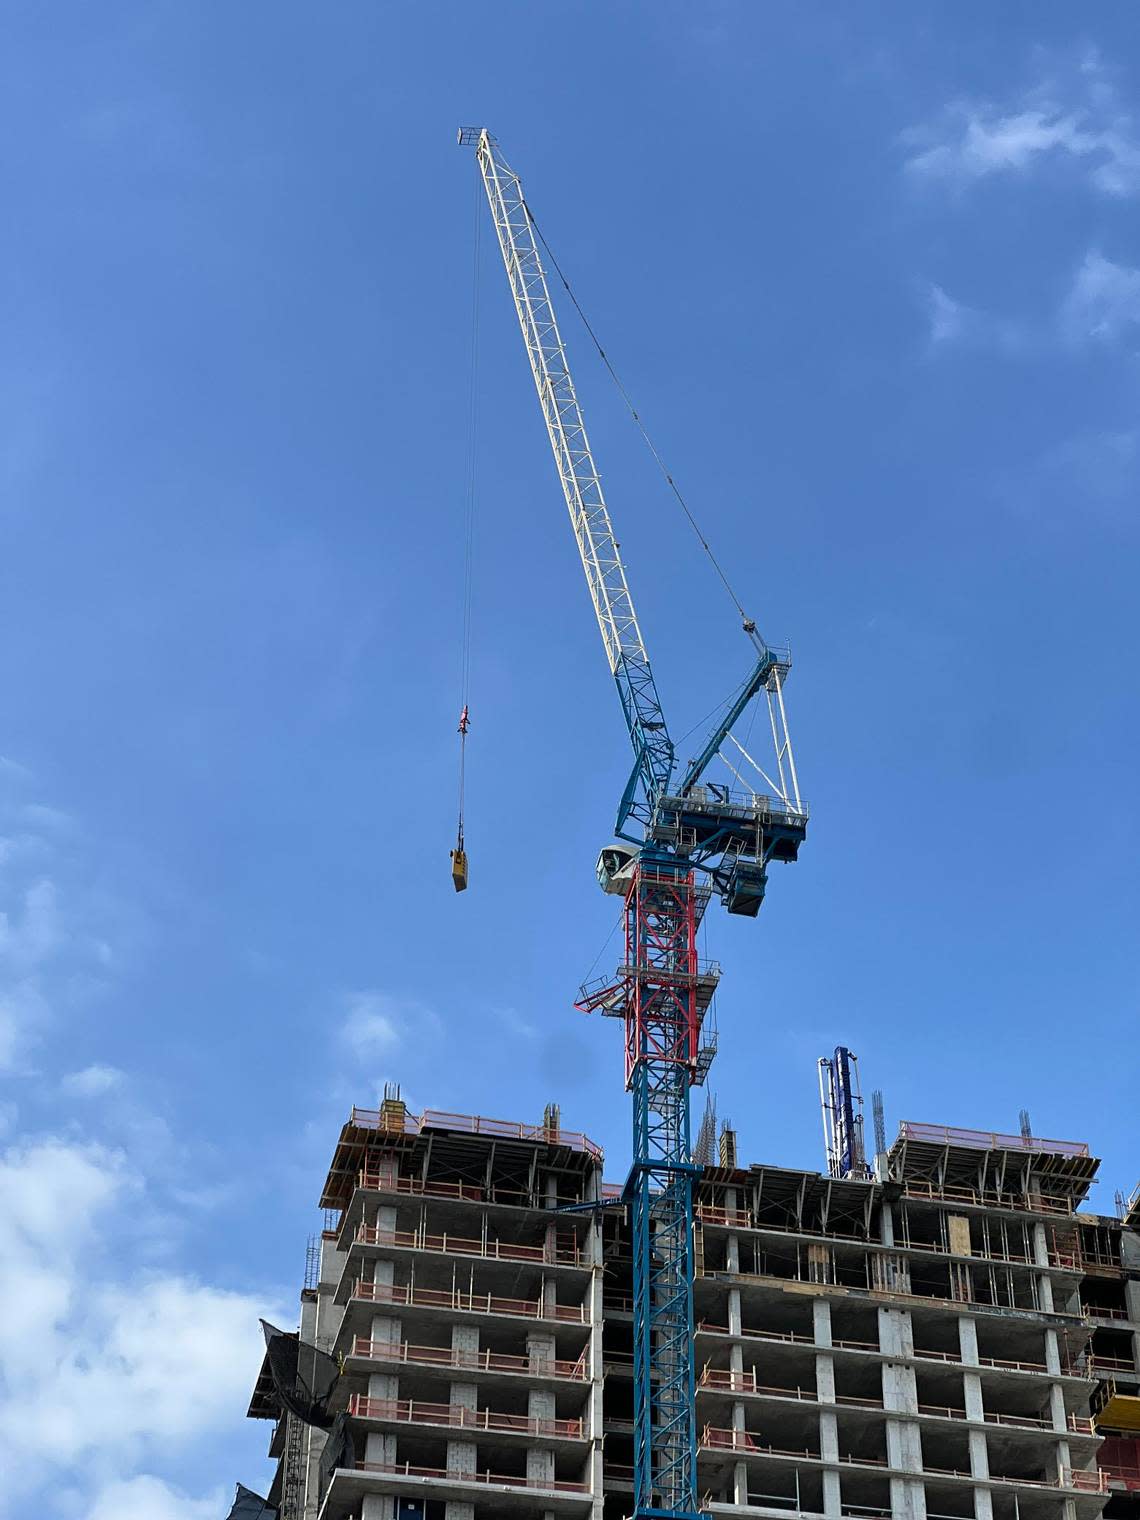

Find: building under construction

[244,1095,1140,1520]
[230,126,1137,1520]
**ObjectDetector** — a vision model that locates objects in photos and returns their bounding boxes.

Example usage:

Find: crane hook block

[450,847,469,892]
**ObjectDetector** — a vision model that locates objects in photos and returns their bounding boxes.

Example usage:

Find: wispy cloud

[61,1063,126,1098]
[904,51,1140,197]
[339,989,438,1059]
[1061,251,1140,343]
[0,769,125,1070]
[923,283,1026,353]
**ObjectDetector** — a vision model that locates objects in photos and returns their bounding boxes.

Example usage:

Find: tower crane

[459,128,808,1520]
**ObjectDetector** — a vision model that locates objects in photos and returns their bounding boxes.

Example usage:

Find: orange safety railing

[349,1105,604,1159]
[896,1122,1090,1158]
[348,1279,588,1323]
[696,1321,814,1346]
[900,1179,1075,1216]
[695,1204,753,1229]
[354,1459,588,1494]
[347,1394,584,1439]
[355,1223,586,1267]
[349,1337,589,1380]
[698,1367,817,1400]
[1065,1470,1110,1493]
[1081,1301,1130,1320]
[701,1426,823,1460]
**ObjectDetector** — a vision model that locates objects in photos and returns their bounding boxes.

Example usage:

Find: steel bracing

[461,125,808,1520]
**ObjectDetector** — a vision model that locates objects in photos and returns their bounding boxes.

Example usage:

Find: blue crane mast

[460,128,808,1520]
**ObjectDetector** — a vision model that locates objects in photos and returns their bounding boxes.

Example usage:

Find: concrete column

[819,1406,842,1517]
[962,1371,984,1422]
[367,1371,399,1406]
[728,1286,742,1336]
[361,1495,395,1520]
[1044,1327,1062,1376]
[881,1307,925,1520]
[1050,1437,1072,1483]
[369,1314,401,1349]
[726,1184,741,1274]
[453,1322,480,1374]
[813,1298,841,1516]
[881,1200,897,1247]
[363,1428,396,1469]
[959,1317,979,1366]
[730,1271,748,1504]
[966,1389,993,1520]
[446,1323,479,1519]
[586,1201,605,1520]
[1049,1382,1068,1433]
[528,1385,557,1488]
[540,1273,558,1318]
[1031,1221,1056,1313]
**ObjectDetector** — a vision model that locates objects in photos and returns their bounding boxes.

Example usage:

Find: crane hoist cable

[524,203,757,639]
[451,168,482,893]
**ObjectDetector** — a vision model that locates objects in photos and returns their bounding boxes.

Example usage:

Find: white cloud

[0,1136,271,1510]
[0,878,63,971]
[85,1475,225,1520]
[904,55,1140,197]
[61,1063,125,1098]
[0,774,125,1069]
[340,988,437,1058]
[1061,251,1140,342]
[927,284,968,344]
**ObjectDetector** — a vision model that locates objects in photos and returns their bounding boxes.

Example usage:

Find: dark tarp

[224,1485,277,1519]
[319,1411,357,1498]
[260,1320,340,1431]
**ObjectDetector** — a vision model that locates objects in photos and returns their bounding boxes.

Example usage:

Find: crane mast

[461,127,808,1520]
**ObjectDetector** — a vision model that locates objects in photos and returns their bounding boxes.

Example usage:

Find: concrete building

[246,1101,1140,1520]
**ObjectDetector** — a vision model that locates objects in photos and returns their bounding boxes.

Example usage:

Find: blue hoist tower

[460,128,809,1520]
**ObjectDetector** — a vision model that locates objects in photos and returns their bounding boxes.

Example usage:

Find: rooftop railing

[896,1123,1090,1159]
[348,1105,603,1160]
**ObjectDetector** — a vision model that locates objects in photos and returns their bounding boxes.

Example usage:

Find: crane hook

[451,704,470,892]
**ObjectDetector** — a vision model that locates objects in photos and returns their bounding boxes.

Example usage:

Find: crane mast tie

[524,204,754,635]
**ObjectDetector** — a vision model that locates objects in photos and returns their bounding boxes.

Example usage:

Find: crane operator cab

[596,844,638,897]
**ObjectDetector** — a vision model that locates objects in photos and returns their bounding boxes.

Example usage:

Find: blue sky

[1,3,1138,1513]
